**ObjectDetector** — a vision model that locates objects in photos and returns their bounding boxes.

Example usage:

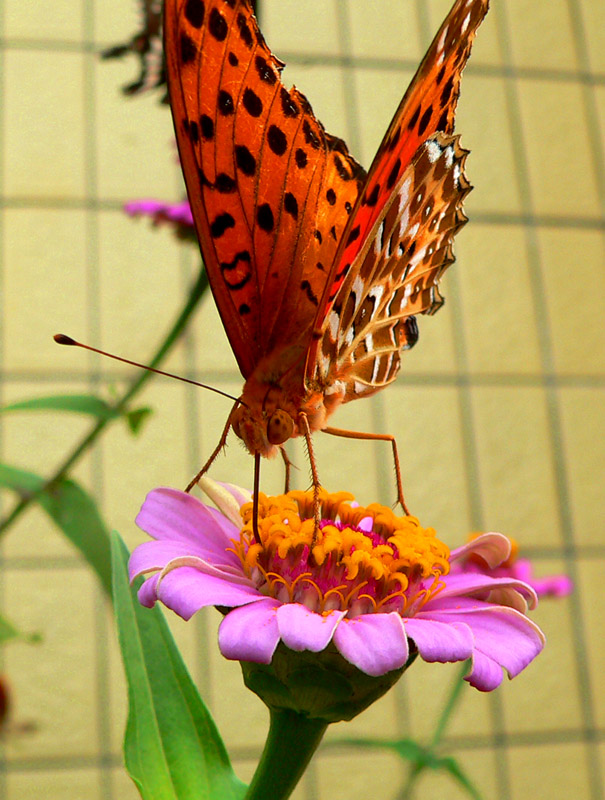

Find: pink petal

[449,533,511,568]
[129,540,205,579]
[466,649,505,691]
[464,606,545,676]
[420,600,545,687]
[136,488,240,565]
[218,599,280,663]
[507,560,532,582]
[276,604,346,652]
[124,200,165,216]
[138,573,160,607]
[213,480,252,508]
[333,612,409,677]
[124,199,194,226]
[153,566,265,620]
[130,542,252,592]
[529,573,574,598]
[511,560,574,598]
[198,477,251,529]
[485,586,529,614]
[439,573,538,609]
[403,618,474,663]
[162,555,254,584]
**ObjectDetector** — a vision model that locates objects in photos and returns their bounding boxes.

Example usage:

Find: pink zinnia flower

[124,199,195,241]
[452,536,573,599]
[129,481,545,692]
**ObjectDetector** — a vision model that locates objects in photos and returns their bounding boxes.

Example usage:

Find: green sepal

[241,642,415,724]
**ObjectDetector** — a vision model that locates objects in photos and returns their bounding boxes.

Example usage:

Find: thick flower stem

[244,709,328,800]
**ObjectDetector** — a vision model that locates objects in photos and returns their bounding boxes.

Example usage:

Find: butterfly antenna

[53,334,246,407]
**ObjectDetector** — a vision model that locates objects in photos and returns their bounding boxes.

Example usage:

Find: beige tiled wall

[1,1,603,798]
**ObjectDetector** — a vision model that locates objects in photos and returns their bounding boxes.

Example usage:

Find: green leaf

[0,464,112,595]
[126,406,153,435]
[1,393,152,436]
[111,533,247,800]
[0,612,41,645]
[1,394,118,419]
[337,736,427,763]
[337,736,484,800]
[0,612,20,644]
[435,756,484,800]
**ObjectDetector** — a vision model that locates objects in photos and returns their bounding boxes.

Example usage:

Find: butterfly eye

[231,416,242,439]
[267,410,294,445]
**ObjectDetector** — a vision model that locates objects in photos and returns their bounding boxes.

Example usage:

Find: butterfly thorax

[230,373,336,458]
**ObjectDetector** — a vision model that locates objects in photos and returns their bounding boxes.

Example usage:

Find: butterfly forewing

[312,134,470,400]
[165,0,364,381]
[308,0,489,349]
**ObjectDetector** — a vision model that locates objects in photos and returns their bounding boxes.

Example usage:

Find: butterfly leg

[322,427,410,516]
[298,412,321,541]
[279,446,293,493]
[184,412,233,493]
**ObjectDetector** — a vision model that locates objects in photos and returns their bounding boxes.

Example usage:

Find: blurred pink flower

[124,199,195,241]
[451,536,573,599]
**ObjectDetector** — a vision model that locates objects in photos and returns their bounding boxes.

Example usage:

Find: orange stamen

[234,488,451,617]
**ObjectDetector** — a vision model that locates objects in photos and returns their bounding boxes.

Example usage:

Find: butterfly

[164,0,489,525]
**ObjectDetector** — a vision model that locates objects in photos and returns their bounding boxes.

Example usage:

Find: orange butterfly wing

[310,133,471,399]
[306,0,489,377]
[164,0,364,381]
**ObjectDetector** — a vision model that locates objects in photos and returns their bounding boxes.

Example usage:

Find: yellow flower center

[230,488,450,617]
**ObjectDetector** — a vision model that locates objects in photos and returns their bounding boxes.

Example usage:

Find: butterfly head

[230,383,297,458]
[230,403,294,458]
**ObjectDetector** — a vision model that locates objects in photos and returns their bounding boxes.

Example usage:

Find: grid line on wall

[0,1,603,798]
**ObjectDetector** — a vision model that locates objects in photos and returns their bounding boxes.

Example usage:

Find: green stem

[429,659,469,748]
[399,659,470,800]
[0,267,209,536]
[244,709,328,800]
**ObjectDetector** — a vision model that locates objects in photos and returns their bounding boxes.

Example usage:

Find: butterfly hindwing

[307,0,489,378]
[312,134,470,400]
